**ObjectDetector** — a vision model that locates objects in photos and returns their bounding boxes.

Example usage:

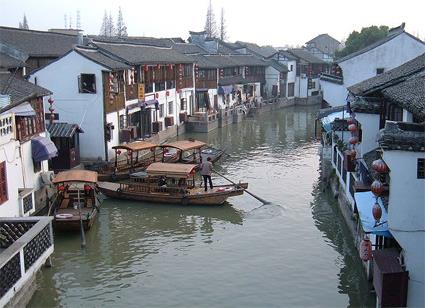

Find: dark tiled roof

[266,59,288,72]
[336,31,425,64]
[351,97,382,114]
[89,36,174,48]
[235,41,276,58]
[287,48,325,64]
[382,73,425,121]
[0,52,25,69]
[348,53,425,95]
[171,43,207,55]
[0,26,81,57]
[218,75,248,86]
[188,54,218,69]
[74,46,130,70]
[47,122,83,138]
[0,71,51,105]
[378,121,425,152]
[201,54,267,68]
[271,50,297,61]
[93,41,194,64]
[305,34,341,55]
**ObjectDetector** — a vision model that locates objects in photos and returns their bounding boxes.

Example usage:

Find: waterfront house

[0,26,85,76]
[320,23,425,107]
[28,45,131,162]
[0,72,57,216]
[304,33,342,62]
[286,48,328,104]
[320,52,425,307]
[267,50,298,99]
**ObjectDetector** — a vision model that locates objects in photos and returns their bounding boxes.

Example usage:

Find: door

[141,108,152,138]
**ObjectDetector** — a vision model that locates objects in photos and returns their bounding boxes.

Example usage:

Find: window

[159,104,164,118]
[376,68,385,75]
[168,101,173,115]
[145,83,154,94]
[0,161,7,204]
[166,80,175,89]
[33,160,41,173]
[119,115,127,129]
[418,159,425,179]
[78,74,96,93]
[155,81,166,91]
[180,98,187,110]
[290,65,293,72]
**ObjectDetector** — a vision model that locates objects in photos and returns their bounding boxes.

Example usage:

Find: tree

[335,25,389,59]
[219,8,227,41]
[204,0,217,38]
[107,12,116,37]
[19,14,29,29]
[116,7,128,38]
[99,10,108,37]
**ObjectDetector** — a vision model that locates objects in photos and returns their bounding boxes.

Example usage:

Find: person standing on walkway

[200,157,213,192]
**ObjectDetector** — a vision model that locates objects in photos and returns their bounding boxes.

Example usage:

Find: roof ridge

[0,25,79,38]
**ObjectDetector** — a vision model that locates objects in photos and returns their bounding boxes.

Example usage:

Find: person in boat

[200,157,213,192]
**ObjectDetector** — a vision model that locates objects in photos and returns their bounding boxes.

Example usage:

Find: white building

[304,33,342,63]
[267,50,298,98]
[321,23,425,107]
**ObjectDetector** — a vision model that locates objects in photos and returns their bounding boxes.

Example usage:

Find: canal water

[29,106,375,307]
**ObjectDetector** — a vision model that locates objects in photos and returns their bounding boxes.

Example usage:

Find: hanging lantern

[144,65,149,72]
[84,184,92,192]
[166,90,170,97]
[372,201,382,223]
[348,124,358,132]
[116,150,122,155]
[372,159,388,173]
[371,180,384,196]
[156,64,161,71]
[168,64,173,70]
[360,236,373,261]
[347,117,356,125]
[57,185,65,192]
[349,136,359,145]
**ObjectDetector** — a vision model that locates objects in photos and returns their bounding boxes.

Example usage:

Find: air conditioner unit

[41,171,54,185]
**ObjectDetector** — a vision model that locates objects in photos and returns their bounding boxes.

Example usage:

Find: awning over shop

[8,102,36,116]
[355,191,392,238]
[127,102,141,114]
[320,110,349,133]
[139,99,158,109]
[31,136,58,162]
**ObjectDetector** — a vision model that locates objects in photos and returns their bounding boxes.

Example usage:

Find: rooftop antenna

[64,14,68,29]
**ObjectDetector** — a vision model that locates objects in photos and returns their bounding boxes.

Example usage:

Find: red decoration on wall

[166,90,170,97]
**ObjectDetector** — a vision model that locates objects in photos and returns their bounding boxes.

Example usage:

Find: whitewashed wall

[355,113,380,157]
[265,66,279,97]
[320,80,347,106]
[29,51,108,161]
[383,150,425,308]
[339,33,425,88]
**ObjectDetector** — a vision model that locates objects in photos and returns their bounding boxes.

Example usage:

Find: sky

[0,0,424,47]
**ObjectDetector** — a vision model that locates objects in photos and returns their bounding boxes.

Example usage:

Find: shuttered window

[0,161,8,204]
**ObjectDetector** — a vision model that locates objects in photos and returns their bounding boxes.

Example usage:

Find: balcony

[0,217,54,307]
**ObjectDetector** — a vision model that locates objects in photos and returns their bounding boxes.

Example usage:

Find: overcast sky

[0,0,424,46]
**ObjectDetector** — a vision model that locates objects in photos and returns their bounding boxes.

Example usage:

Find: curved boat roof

[53,170,98,184]
[113,141,158,152]
[162,140,206,151]
[146,163,197,178]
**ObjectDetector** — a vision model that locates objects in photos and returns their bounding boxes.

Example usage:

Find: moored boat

[52,170,101,231]
[98,162,247,205]
[160,139,225,164]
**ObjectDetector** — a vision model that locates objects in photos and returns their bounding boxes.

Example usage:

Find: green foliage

[335,25,389,59]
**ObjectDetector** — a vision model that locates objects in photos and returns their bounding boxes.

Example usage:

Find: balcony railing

[0,217,54,307]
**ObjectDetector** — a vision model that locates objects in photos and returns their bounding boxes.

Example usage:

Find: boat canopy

[53,170,98,184]
[162,140,206,151]
[146,163,197,178]
[113,141,158,152]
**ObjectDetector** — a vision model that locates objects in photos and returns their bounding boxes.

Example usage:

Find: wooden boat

[98,162,248,205]
[160,139,225,164]
[95,141,159,181]
[52,170,101,231]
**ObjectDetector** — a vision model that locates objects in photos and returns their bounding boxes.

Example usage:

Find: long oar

[212,169,270,205]
[77,189,86,248]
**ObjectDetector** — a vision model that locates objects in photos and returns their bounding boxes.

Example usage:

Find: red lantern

[372,201,382,222]
[371,180,384,196]
[349,149,357,159]
[144,65,149,72]
[155,93,159,99]
[84,184,92,191]
[116,150,122,155]
[360,236,372,261]
[57,185,65,192]
[349,136,359,144]
[348,124,357,132]
[168,64,173,70]
[372,159,388,173]
[166,90,170,97]
[347,117,356,125]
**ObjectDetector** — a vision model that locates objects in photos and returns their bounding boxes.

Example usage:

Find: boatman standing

[200,157,213,192]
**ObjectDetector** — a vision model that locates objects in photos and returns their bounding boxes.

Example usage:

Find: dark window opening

[376,68,385,75]
[145,83,154,94]
[78,74,96,93]
[418,159,425,179]
[155,82,166,92]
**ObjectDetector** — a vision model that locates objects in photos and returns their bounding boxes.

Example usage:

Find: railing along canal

[0,217,54,307]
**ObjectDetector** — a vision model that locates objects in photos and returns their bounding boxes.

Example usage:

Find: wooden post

[114,150,118,169]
